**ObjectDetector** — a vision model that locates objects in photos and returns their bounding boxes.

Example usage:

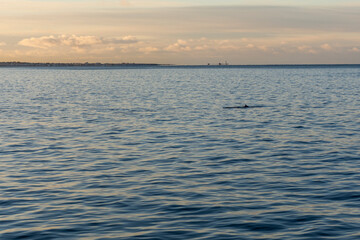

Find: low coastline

[0,62,161,68]
[1,62,360,68]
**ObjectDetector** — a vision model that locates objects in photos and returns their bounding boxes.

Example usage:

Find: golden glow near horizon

[0,0,360,64]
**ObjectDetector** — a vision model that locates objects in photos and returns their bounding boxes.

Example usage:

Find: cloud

[321,43,333,51]
[0,42,6,46]
[297,45,316,54]
[120,0,131,6]
[18,35,99,49]
[3,4,360,64]
[165,40,192,52]
[70,6,360,35]
[18,35,138,49]
[163,38,280,54]
[105,36,138,44]
[139,47,159,54]
[246,43,255,49]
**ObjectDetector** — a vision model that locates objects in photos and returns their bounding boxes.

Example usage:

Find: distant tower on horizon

[218,61,229,66]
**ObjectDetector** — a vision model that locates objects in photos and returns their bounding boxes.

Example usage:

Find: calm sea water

[1,66,360,239]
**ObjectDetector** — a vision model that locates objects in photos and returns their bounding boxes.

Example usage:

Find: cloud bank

[1,5,359,64]
[18,35,138,49]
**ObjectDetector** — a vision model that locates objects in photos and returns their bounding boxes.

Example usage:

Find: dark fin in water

[223,105,250,109]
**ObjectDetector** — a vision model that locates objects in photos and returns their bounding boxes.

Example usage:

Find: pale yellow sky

[1,0,360,64]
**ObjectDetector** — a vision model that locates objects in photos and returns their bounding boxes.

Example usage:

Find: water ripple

[1,67,360,239]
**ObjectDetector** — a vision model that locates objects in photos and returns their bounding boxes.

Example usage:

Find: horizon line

[1,61,360,67]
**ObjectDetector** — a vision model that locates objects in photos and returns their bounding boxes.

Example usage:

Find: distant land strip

[0,62,163,67]
[1,62,360,68]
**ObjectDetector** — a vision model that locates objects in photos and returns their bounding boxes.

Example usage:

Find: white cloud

[257,45,268,52]
[139,47,159,54]
[164,38,245,52]
[321,43,333,51]
[105,36,138,44]
[246,43,255,49]
[297,45,317,54]
[165,40,191,52]
[18,35,138,49]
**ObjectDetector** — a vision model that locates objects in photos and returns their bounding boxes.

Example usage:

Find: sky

[1,0,360,64]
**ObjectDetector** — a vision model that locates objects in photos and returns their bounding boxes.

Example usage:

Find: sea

[1,65,360,239]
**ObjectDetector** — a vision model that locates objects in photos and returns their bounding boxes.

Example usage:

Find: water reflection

[1,67,360,239]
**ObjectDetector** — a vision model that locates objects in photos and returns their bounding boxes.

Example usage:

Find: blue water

[1,66,360,239]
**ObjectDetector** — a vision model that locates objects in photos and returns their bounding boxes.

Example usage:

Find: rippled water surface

[1,66,360,239]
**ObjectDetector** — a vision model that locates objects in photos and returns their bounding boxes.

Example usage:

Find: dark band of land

[0,62,162,67]
[1,62,360,68]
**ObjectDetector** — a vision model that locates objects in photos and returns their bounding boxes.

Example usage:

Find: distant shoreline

[1,62,360,68]
[0,62,163,67]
